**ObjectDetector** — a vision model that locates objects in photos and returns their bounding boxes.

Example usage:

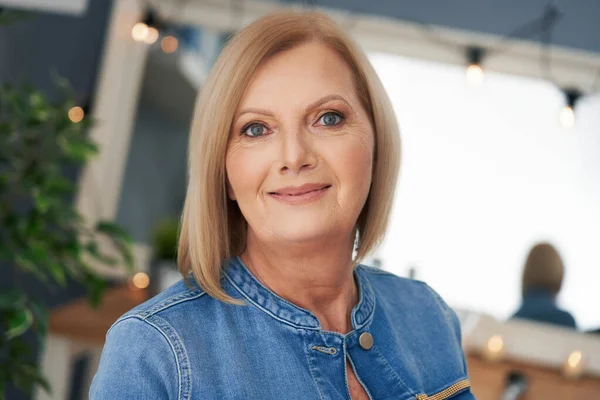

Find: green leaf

[9,363,50,395]
[29,301,48,339]
[9,337,31,360]
[95,221,133,244]
[32,190,51,214]
[85,241,118,266]
[81,272,107,308]
[6,309,33,340]
[0,290,26,310]
[15,254,48,283]
[48,259,67,287]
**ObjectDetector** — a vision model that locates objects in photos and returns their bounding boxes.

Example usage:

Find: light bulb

[132,22,149,42]
[144,27,159,44]
[130,272,150,290]
[466,64,484,87]
[68,106,84,123]
[487,335,504,353]
[559,105,575,129]
[567,351,582,368]
[161,36,179,53]
[563,350,584,379]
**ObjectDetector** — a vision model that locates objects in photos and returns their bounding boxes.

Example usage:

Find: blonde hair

[522,242,565,297]
[178,11,401,302]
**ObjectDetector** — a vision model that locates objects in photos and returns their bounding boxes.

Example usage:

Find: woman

[512,242,577,329]
[91,11,474,400]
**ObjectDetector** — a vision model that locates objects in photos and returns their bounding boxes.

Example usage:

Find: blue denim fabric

[90,258,475,399]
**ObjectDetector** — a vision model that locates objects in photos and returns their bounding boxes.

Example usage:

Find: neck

[241,230,358,334]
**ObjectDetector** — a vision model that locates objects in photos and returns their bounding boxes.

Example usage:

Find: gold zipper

[415,379,471,400]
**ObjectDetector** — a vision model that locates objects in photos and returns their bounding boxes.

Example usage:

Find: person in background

[512,242,577,329]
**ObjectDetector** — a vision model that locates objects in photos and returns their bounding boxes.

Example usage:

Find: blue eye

[242,123,268,137]
[318,112,344,126]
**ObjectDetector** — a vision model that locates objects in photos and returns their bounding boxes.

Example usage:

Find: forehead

[239,41,357,109]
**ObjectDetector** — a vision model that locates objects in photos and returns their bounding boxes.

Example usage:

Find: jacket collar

[224,257,375,330]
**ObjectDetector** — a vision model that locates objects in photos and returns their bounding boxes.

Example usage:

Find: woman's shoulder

[91,278,208,399]
[119,277,207,322]
[357,264,461,333]
[357,264,437,300]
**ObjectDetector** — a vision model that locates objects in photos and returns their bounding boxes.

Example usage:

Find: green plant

[0,78,134,399]
[152,218,180,261]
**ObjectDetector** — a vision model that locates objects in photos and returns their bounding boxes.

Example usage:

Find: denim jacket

[90,258,474,399]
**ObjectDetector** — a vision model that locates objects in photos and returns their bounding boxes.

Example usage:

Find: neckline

[224,256,376,330]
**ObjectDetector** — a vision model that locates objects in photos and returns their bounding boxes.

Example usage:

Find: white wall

[369,52,600,331]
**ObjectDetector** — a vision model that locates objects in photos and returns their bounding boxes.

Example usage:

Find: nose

[279,127,317,174]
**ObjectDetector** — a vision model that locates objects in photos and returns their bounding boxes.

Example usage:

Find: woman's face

[226,42,374,246]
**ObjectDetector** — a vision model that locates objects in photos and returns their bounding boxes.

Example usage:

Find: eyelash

[240,111,346,138]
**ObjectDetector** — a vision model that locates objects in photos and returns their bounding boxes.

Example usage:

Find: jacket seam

[372,345,415,396]
[303,335,326,400]
[230,258,323,316]
[106,291,207,337]
[145,315,192,400]
[225,274,321,330]
[140,291,207,318]
[111,315,190,400]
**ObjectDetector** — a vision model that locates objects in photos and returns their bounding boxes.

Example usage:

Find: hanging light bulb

[559,88,581,129]
[145,27,159,44]
[161,35,179,53]
[465,47,485,87]
[563,350,584,379]
[68,106,85,123]
[129,272,150,290]
[131,22,149,42]
[132,8,160,44]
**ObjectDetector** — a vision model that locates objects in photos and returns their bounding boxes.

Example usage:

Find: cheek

[225,143,268,200]
[325,134,374,197]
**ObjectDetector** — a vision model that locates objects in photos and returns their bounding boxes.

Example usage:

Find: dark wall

[116,99,189,244]
[0,1,113,399]
[0,0,111,101]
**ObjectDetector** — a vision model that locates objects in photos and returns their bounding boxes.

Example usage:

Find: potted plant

[150,217,181,293]
[0,77,134,398]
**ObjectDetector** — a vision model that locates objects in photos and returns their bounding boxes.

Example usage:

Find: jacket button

[359,332,374,350]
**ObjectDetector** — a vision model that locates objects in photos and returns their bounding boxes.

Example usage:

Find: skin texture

[226,41,374,399]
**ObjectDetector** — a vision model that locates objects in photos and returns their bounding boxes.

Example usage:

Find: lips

[269,183,331,196]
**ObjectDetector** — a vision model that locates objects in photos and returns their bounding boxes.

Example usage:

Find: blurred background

[1,0,599,399]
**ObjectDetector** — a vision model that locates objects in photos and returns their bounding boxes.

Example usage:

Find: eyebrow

[235,94,351,121]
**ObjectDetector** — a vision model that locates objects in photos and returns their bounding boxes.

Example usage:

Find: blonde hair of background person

[90,11,475,400]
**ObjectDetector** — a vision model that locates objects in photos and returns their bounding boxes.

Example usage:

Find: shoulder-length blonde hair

[178,11,401,302]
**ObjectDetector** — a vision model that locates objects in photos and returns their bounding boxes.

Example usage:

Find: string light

[483,334,504,361]
[68,106,84,123]
[563,350,584,379]
[131,22,149,42]
[161,35,179,53]
[559,88,582,129]
[131,8,160,44]
[129,272,150,290]
[465,47,484,87]
[145,27,159,44]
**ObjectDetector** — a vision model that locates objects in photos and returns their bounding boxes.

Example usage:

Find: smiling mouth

[269,185,332,196]
[267,184,332,205]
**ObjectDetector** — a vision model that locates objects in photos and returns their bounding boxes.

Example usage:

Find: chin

[267,214,351,245]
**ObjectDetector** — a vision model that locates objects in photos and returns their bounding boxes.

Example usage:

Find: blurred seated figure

[511,242,577,329]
